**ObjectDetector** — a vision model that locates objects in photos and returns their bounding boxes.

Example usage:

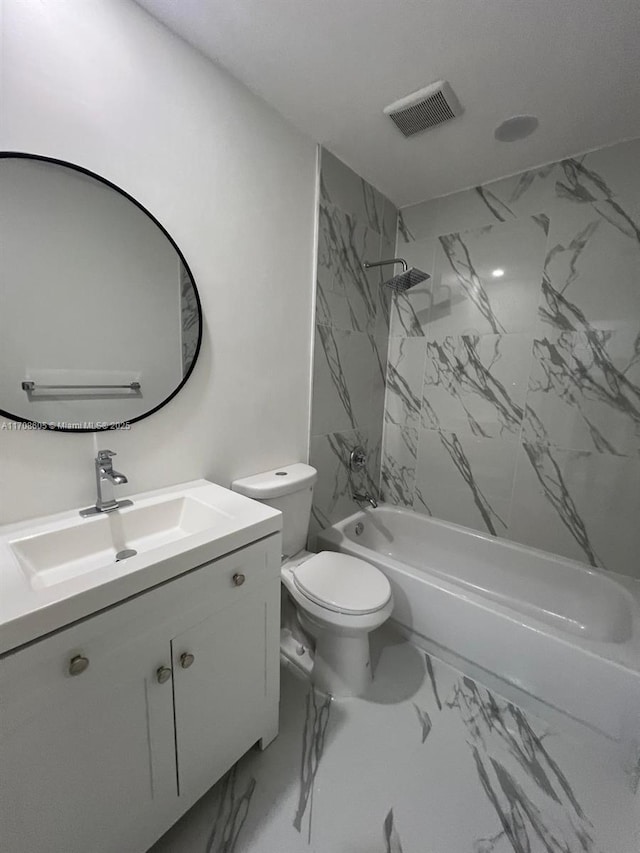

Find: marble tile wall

[309,150,398,541]
[382,138,640,578]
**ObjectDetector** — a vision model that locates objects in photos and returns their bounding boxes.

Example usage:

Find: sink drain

[115,549,137,562]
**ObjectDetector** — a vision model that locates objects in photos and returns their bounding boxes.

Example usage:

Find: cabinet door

[172,581,280,805]
[0,611,176,853]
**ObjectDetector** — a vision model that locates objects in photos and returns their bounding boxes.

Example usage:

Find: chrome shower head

[363,257,430,292]
[385,266,430,292]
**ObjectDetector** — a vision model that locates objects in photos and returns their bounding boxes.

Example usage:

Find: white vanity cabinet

[0,535,281,853]
[172,588,280,805]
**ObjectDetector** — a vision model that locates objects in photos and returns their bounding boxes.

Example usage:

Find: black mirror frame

[0,151,203,433]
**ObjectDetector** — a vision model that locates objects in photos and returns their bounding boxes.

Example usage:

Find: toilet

[231,463,393,697]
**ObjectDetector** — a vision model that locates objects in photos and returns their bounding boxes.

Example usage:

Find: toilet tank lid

[231,463,317,498]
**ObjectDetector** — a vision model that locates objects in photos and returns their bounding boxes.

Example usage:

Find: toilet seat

[292,551,391,615]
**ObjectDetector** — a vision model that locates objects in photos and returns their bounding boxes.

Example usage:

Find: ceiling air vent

[384,81,463,138]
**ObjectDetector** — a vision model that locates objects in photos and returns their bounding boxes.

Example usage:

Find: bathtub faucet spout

[352,490,378,509]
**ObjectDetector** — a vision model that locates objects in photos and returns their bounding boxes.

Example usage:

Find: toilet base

[298,612,372,698]
[313,632,372,698]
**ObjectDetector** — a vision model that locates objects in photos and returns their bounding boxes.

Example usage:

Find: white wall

[0,0,317,523]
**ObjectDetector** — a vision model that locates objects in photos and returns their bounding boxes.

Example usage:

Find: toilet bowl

[282,550,393,697]
[231,463,393,698]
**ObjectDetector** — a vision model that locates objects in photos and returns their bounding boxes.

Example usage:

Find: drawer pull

[156,666,173,684]
[68,655,89,676]
[232,572,246,587]
[180,652,195,669]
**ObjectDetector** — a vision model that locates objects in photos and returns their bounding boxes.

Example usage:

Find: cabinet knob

[232,572,246,587]
[180,652,195,669]
[156,666,173,684]
[68,654,89,676]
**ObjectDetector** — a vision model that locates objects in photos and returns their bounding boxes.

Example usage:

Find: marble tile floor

[150,627,639,853]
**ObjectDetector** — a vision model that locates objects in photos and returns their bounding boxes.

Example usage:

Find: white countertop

[0,479,281,655]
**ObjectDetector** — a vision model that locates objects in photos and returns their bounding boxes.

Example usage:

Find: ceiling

[135,0,640,207]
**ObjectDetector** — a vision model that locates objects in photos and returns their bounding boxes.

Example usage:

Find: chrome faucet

[352,490,378,509]
[348,446,378,509]
[79,450,133,517]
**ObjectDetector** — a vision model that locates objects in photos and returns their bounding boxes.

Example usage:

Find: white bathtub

[318,505,640,750]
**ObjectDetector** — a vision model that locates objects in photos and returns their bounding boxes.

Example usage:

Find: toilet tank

[231,463,317,558]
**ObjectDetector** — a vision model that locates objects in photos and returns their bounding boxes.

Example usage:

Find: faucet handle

[97,449,116,462]
[349,446,367,471]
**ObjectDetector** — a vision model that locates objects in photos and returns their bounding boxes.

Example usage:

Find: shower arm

[363,258,408,272]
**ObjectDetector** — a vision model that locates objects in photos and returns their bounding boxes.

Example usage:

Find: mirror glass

[0,154,202,431]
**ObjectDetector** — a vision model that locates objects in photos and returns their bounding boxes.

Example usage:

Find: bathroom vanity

[0,480,282,853]
[0,155,284,852]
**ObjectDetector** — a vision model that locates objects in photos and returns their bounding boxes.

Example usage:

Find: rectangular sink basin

[0,479,282,655]
[10,495,232,590]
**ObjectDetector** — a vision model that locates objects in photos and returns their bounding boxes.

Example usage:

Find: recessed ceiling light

[492,268,505,278]
[494,115,539,142]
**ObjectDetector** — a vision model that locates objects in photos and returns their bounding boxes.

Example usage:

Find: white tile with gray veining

[414,428,517,535]
[150,629,638,853]
[428,216,548,339]
[388,278,433,338]
[397,138,640,240]
[382,137,640,578]
[509,441,640,575]
[320,149,385,234]
[311,325,377,435]
[310,149,397,538]
[380,424,418,508]
[541,197,640,331]
[384,337,425,429]
[397,198,440,244]
[308,426,380,545]
[316,201,381,333]
[393,217,549,341]
[381,198,398,249]
[525,328,640,456]
[571,138,640,207]
[387,235,437,337]
[421,334,532,439]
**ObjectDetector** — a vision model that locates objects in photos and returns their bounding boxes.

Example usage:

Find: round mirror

[0,153,202,432]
